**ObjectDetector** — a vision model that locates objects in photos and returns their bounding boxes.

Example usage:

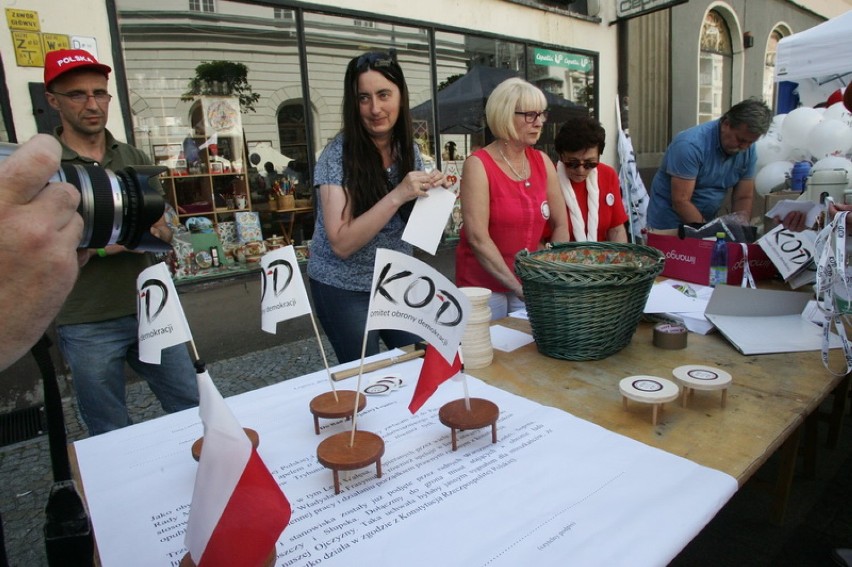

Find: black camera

[0,142,171,253]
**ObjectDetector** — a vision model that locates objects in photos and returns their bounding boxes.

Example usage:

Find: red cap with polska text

[44,49,111,89]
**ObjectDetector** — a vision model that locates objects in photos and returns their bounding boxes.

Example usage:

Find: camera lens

[0,142,170,253]
[55,163,168,252]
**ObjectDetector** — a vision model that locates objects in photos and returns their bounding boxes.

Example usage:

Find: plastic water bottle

[709,232,728,287]
[789,161,812,193]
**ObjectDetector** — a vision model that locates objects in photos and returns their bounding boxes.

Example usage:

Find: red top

[565,163,629,242]
[455,147,551,292]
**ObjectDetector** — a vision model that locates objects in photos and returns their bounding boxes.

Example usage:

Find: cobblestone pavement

[2,336,851,566]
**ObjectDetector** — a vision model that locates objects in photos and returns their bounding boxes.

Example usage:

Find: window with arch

[763,28,784,112]
[277,101,309,165]
[698,10,732,123]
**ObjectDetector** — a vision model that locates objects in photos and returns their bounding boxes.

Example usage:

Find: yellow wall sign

[5,8,40,32]
[42,33,70,54]
[11,30,45,67]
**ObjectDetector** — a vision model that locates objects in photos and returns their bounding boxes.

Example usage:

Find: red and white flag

[184,371,291,567]
[260,245,312,333]
[137,262,193,364]
[408,344,462,414]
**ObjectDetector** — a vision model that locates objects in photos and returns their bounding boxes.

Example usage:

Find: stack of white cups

[460,286,494,369]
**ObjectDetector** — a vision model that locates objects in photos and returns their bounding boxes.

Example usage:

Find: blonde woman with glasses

[455,77,570,320]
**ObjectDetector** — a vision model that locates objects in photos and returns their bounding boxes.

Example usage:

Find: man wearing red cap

[44,49,198,436]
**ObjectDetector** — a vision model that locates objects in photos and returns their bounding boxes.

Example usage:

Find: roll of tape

[653,322,688,349]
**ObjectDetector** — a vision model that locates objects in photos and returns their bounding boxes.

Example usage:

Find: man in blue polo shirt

[647,99,771,230]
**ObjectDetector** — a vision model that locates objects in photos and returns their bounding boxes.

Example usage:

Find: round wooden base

[180,547,275,567]
[672,365,732,408]
[438,398,499,451]
[191,427,259,462]
[619,376,679,426]
[316,431,384,494]
[309,390,366,435]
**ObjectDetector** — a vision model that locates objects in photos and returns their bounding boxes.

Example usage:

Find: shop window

[274,8,293,21]
[763,28,785,112]
[698,10,732,123]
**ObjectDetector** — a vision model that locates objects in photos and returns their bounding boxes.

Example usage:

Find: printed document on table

[74,352,737,567]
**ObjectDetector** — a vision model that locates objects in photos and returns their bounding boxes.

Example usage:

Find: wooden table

[264,205,313,245]
[475,317,849,523]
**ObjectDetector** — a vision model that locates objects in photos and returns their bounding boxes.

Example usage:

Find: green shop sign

[533,48,592,72]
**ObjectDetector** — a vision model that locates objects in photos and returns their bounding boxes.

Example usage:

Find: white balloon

[755,133,789,169]
[807,119,852,160]
[812,156,852,187]
[824,102,852,128]
[767,113,787,139]
[783,107,824,161]
[754,160,794,196]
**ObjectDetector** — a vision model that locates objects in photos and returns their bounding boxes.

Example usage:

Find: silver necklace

[498,145,530,187]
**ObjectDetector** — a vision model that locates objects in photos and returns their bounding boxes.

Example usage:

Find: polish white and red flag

[184,371,291,567]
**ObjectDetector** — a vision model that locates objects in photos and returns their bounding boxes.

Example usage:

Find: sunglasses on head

[356,50,397,70]
[562,159,599,170]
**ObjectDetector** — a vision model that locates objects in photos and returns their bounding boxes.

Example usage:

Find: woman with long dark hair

[308,50,450,363]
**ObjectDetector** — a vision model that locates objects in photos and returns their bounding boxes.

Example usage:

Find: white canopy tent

[774,10,852,107]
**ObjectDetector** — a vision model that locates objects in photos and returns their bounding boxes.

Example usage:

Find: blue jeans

[309,278,421,364]
[56,315,199,436]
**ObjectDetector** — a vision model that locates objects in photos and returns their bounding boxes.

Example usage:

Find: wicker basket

[515,242,665,361]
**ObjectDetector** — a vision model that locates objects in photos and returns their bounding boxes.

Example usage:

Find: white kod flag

[260,245,312,333]
[136,262,193,364]
[367,248,470,364]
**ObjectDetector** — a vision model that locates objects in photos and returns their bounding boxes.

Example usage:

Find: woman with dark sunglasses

[553,115,628,243]
[307,50,451,363]
[455,78,571,320]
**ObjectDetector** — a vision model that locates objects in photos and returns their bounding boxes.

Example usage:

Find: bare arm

[321,168,448,259]
[607,224,628,243]
[670,176,704,224]
[0,135,84,370]
[460,156,524,298]
[730,178,755,223]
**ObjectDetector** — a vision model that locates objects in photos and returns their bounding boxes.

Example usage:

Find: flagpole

[458,349,471,411]
[309,313,338,402]
[349,331,371,447]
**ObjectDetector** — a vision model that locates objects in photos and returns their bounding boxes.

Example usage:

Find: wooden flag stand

[438,398,499,451]
[316,431,384,494]
[190,427,259,461]
[309,391,366,435]
[180,548,276,567]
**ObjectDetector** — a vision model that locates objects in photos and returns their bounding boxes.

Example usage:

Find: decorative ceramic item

[216,221,237,244]
[235,212,263,242]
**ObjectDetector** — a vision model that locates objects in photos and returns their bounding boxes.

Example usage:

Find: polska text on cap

[44,49,111,89]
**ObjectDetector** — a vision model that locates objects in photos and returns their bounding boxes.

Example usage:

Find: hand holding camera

[0,135,84,370]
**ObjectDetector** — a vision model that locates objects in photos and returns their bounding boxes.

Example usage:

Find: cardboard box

[646,232,778,286]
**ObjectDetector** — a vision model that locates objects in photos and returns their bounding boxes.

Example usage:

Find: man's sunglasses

[562,159,599,170]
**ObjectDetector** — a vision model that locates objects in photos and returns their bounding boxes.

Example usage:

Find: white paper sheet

[74,356,736,567]
[644,279,712,314]
[765,200,822,228]
[489,324,534,351]
[401,187,457,254]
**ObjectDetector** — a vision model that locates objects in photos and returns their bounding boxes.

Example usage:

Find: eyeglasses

[562,159,599,170]
[514,110,548,123]
[51,90,112,104]
[356,50,397,70]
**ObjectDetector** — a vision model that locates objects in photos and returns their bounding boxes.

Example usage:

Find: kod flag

[367,248,470,364]
[260,246,312,333]
[137,262,193,364]
[185,370,291,567]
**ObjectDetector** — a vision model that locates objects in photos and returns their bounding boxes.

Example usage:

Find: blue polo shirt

[647,119,756,230]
